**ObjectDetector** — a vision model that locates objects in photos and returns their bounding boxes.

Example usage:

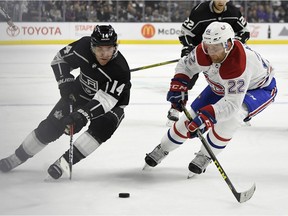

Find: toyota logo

[6,25,20,37]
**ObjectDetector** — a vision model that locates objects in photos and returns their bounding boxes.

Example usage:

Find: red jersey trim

[195,44,212,66]
[195,41,246,80]
[219,41,246,79]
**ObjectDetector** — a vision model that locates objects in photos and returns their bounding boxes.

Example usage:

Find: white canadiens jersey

[175,40,274,121]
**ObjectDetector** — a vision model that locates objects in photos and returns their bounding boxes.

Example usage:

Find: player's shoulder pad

[117,51,130,72]
[195,44,212,66]
[190,1,211,19]
[219,41,246,79]
[194,1,210,11]
[225,2,241,15]
[110,51,131,78]
[73,36,90,51]
[66,37,91,59]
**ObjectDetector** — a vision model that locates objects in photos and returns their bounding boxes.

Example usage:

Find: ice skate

[47,156,70,180]
[166,108,179,127]
[187,151,211,178]
[144,144,169,168]
[0,154,23,172]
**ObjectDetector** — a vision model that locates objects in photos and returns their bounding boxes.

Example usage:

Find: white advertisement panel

[0,22,70,41]
[0,22,288,44]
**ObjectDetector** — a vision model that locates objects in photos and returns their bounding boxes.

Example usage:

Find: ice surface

[0,44,287,215]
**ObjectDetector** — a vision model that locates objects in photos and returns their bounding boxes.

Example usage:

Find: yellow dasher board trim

[0,39,288,45]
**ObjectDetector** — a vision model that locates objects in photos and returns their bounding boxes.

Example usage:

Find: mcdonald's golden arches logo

[141,24,155,38]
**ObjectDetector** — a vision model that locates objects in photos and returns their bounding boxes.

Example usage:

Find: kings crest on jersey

[51,36,131,108]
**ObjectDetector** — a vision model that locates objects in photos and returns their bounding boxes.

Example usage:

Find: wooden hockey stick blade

[130,59,179,72]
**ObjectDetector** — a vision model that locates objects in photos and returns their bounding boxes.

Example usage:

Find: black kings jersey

[51,36,131,109]
[180,1,249,47]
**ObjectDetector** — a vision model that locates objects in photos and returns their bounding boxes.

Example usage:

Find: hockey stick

[181,103,256,203]
[68,99,74,180]
[130,59,179,72]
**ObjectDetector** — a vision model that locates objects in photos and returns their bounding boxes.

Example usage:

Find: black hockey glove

[181,46,195,57]
[59,80,77,103]
[235,31,250,44]
[63,108,90,134]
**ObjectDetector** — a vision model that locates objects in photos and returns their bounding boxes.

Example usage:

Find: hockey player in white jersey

[145,22,277,175]
[166,0,250,126]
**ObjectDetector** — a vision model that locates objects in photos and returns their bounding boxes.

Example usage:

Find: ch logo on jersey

[204,74,225,96]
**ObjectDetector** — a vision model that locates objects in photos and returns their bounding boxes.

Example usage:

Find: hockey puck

[119,193,130,198]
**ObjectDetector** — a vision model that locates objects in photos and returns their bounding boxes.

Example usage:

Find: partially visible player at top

[0,6,17,30]
[145,22,276,176]
[0,25,132,180]
[167,0,250,126]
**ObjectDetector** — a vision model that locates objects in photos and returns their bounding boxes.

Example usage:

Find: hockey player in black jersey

[0,6,17,30]
[167,0,250,125]
[0,25,132,180]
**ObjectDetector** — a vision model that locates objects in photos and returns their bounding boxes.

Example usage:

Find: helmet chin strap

[219,40,234,63]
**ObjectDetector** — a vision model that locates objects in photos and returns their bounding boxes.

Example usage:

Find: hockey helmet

[91,25,117,47]
[202,22,234,45]
[202,22,235,54]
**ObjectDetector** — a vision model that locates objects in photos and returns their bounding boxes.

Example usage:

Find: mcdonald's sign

[141,24,156,38]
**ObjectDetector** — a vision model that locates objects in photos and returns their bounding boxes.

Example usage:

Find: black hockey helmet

[91,25,117,47]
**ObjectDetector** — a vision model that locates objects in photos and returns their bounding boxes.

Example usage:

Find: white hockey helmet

[202,22,235,44]
[202,22,235,54]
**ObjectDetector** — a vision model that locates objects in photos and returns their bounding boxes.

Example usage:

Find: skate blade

[43,174,71,182]
[187,171,196,179]
[245,121,251,126]
[43,174,57,182]
[142,163,152,171]
[242,121,251,127]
